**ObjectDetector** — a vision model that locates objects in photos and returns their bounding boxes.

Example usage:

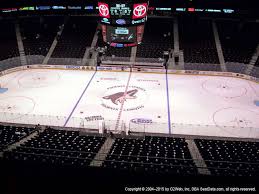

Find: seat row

[195,139,259,176]
[0,125,35,151]
[103,136,198,175]
[4,128,106,167]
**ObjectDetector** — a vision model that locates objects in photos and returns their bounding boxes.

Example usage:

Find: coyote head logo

[102,89,138,105]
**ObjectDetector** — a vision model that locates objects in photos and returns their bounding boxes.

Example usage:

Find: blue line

[63,71,97,127]
[165,70,172,134]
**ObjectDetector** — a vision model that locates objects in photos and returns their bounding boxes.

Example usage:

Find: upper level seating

[103,136,197,175]
[195,139,259,176]
[179,17,219,64]
[4,128,106,167]
[0,125,35,151]
[217,20,259,64]
[136,19,173,59]
[0,20,20,61]
[20,16,64,57]
[51,17,96,59]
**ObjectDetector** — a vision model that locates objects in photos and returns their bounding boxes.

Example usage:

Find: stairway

[170,18,184,70]
[15,22,27,66]
[245,44,259,75]
[90,137,115,167]
[81,25,99,66]
[212,21,227,72]
[173,18,180,54]
[186,139,211,175]
[130,46,137,66]
[42,17,67,65]
[4,127,45,153]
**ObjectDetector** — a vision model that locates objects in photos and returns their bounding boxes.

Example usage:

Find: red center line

[114,71,132,132]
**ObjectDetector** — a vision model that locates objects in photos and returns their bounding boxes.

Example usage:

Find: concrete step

[90,137,115,167]
[212,21,226,72]
[186,139,211,175]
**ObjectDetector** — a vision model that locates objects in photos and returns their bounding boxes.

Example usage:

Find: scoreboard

[98,1,148,25]
[98,1,149,47]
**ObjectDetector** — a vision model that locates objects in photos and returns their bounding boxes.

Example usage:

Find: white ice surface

[168,74,259,138]
[65,71,130,129]
[0,69,259,138]
[0,69,95,126]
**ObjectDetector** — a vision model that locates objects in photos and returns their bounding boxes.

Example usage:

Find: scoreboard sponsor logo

[132,3,148,19]
[115,28,129,34]
[98,2,110,18]
[116,19,126,25]
[115,43,124,48]
[110,42,138,47]
[101,18,110,24]
[131,18,146,25]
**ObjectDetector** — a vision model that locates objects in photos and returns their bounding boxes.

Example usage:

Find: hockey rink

[0,68,259,139]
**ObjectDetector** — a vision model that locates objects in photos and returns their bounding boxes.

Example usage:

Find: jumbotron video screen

[107,26,136,43]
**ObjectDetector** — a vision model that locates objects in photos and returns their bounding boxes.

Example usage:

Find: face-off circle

[213,107,259,138]
[0,96,36,122]
[18,71,60,88]
[202,78,247,98]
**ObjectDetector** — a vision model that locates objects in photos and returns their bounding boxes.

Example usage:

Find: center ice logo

[102,89,138,105]
[101,85,147,111]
